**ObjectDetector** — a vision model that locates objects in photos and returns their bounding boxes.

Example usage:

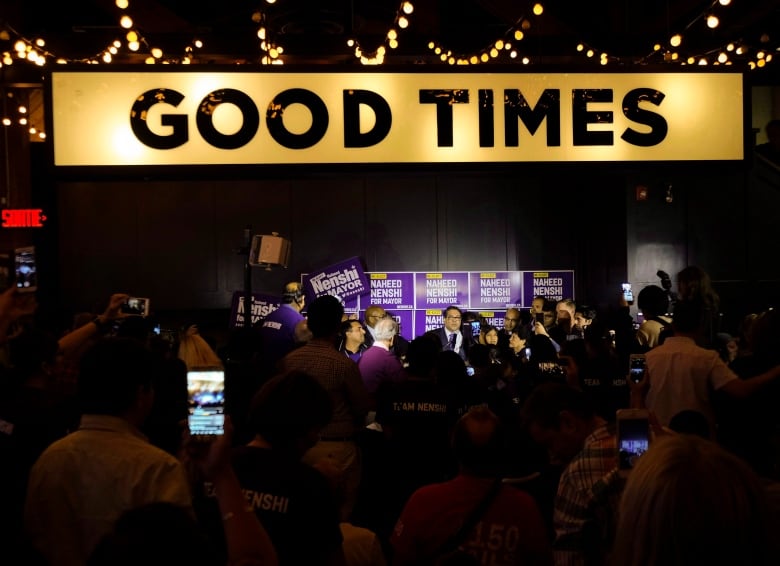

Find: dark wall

[49,166,628,319]
[625,158,780,333]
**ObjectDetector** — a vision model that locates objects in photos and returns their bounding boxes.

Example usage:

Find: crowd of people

[1,264,779,566]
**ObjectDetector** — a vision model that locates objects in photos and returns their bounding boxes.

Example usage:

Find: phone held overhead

[14,246,37,293]
[121,297,151,317]
[187,367,226,439]
[622,283,634,304]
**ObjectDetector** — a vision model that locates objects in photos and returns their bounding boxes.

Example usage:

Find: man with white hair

[358,316,404,398]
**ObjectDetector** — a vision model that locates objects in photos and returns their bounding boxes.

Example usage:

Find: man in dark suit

[427,305,473,361]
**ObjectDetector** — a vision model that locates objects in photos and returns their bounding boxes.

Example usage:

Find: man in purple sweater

[358,317,404,400]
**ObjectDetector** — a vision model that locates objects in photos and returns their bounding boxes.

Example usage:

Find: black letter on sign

[621,88,668,147]
[419,89,470,147]
[572,89,613,146]
[196,89,259,150]
[343,90,392,148]
[266,89,329,149]
[130,88,188,149]
[504,89,561,147]
[478,89,494,147]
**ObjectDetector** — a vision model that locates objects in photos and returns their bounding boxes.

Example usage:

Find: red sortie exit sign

[1,209,47,228]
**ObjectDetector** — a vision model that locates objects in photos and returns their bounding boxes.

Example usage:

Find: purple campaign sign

[522,271,575,304]
[364,272,415,310]
[415,272,469,310]
[303,256,370,302]
[475,311,506,330]
[342,295,360,317]
[229,292,281,328]
[469,272,523,309]
[385,309,415,340]
[414,308,447,336]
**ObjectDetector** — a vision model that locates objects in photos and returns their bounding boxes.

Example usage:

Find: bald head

[364,305,386,329]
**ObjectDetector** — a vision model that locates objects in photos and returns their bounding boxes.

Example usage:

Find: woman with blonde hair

[612,434,776,566]
[178,324,223,369]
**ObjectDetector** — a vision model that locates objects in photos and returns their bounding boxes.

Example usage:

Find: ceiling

[0,0,778,141]
[0,0,778,72]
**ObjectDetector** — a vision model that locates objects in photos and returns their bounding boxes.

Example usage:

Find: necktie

[448,332,457,351]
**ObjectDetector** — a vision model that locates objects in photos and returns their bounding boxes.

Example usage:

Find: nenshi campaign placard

[229,292,281,328]
[303,256,370,302]
[365,272,415,310]
[469,272,523,309]
[416,272,469,309]
[522,271,575,303]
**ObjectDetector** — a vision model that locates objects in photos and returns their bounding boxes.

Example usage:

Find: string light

[0,0,773,72]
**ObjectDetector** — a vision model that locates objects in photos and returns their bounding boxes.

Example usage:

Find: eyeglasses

[446,315,461,320]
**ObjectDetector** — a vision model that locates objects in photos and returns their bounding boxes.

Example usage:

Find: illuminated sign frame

[49,68,745,167]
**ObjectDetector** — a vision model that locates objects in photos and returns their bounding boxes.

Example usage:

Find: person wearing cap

[258,282,306,376]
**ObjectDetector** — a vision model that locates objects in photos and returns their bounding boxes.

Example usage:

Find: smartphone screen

[187,368,225,437]
[469,321,480,336]
[617,410,650,475]
[121,297,150,317]
[629,354,647,384]
[14,246,37,292]
[622,283,634,303]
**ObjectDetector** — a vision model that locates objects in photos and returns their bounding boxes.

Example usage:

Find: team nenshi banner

[522,271,575,303]
[50,70,744,166]
[229,292,281,328]
[303,257,370,302]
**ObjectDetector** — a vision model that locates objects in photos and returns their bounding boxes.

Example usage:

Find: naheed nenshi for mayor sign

[50,70,744,166]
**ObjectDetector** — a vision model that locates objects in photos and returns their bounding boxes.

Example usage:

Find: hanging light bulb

[388,39,398,49]
[495,39,504,50]
[586,49,594,57]
[653,44,661,51]
[522,56,529,64]
[470,55,479,64]
[514,30,524,41]
[718,0,731,5]
[718,52,728,63]
[670,34,682,47]
[533,3,544,16]
[577,44,584,51]
[687,56,695,64]
[194,39,203,48]
[706,15,719,29]
[128,41,140,51]
[402,1,414,14]
[727,43,734,51]
[480,53,489,62]
[398,16,409,29]
[698,57,708,65]
[757,51,766,59]
[387,29,398,40]
[120,15,133,29]
[151,47,163,59]
[490,48,499,58]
